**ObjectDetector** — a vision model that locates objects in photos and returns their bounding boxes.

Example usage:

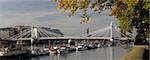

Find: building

[0,38,17,48]
[0,27,16,39]
[0,40,8,48]
[14,25,28,33]
[0,26,29,39]
[0,25,64,38]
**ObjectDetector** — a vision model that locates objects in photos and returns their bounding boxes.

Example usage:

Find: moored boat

[68,46,76,52]
[31,47,49,56]
[49,47,60,54]
[86,44,95,50]
[0,47,29,57]
[76,45,87,51]
[59,46,69,54]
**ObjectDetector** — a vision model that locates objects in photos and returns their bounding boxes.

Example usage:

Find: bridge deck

[7,37,131,41]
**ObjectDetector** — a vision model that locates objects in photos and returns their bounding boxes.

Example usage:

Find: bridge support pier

[49,40,51,47]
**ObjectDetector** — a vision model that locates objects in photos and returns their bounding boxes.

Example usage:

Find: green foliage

[111,0,149,33]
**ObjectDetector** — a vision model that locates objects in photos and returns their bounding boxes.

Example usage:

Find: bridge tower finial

[31,24,34,38]
[110,21,113,41]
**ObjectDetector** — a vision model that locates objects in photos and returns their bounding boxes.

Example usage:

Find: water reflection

[41,47,127,60]
[0,56,31,60]
[0,47,129,60]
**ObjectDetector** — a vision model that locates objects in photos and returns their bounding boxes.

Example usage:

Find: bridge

[6,21,135,42]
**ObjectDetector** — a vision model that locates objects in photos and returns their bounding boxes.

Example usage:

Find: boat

[96,43,102,48]
[0,47,29,57]
[76,45,87,51]
[31,47,49,56]
[68,46,76,52]
[86,44,95,50]
[49,47,60,54]
[59,46,69,54]
[0,39,30,57]
[93,43,101,48]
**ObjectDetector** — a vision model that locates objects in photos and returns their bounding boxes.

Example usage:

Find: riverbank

[121,45,149,60]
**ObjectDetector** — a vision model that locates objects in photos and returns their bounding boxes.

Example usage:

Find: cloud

[0,10,117,36]
[0,1,117,36]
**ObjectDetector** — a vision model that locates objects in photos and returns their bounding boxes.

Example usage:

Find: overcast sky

[0,0,117,36]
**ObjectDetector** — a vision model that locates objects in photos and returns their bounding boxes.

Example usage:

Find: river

[1,46,130,60]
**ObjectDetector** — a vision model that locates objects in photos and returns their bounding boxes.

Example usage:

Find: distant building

[0,38,8,48]
[14,25,28,32]
[0,38,17,48]
[0,25,64,38]
[0,26,29,38]
[0,27,16,38]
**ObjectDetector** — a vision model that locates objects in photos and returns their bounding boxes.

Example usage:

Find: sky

[0,0,117,36]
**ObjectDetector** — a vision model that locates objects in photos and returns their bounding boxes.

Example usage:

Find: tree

[111,0,149,44]
[52,0,150,44]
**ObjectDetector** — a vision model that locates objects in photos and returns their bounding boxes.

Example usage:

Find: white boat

[59,46,69,54]
[76,45,87,51]
[30,38,49,56]
[0,48,29,57]
[31,48,49,56]
[96,44,101,48]
[93,43,101,48]
[49,47,60,54]
[86,44,95,50]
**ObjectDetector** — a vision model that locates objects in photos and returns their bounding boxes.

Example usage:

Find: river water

[14,47,129,60]
[36,47,129,60]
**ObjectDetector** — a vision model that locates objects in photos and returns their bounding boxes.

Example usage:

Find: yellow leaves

[52,0,149,35]
[80,17,90,24]
[110,0,140,33]
[79,0,90,9]
[119,17,132,33]
[129,0,139,4]
[80,13,90,24]
[56,0,78,15]
[121,0,139,4]
[110,6,117,15]
[57,0,69,9]
[57,0,91,13]
[53,0,109,24]
[54,0,91,23]
[143,0,150,11]
[70,0,76,4]
[110,0,144,31]
[126,0,139,8]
